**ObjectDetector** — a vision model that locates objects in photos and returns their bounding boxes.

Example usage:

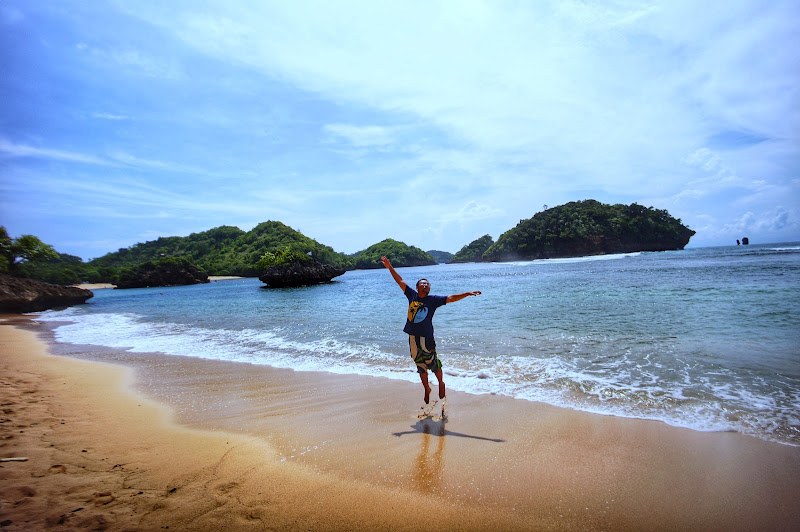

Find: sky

[1,0,798,261]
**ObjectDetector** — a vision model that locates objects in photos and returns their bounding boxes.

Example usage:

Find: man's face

[417,279,430,297]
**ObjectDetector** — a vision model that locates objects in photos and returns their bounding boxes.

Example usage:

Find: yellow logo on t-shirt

[408,301,428,323]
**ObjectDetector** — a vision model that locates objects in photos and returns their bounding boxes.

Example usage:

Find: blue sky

[1,0,798,261]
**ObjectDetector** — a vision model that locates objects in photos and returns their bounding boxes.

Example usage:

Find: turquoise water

[38,243,800,445]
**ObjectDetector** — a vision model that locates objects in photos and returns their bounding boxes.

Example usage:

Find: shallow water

[38,243,800,445]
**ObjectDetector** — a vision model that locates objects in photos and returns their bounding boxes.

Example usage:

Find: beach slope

[1,318,798,530]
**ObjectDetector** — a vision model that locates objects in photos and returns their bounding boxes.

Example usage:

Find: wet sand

[1,316,799,530]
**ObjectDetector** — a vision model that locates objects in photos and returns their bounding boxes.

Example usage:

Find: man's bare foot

[424,385,431,404]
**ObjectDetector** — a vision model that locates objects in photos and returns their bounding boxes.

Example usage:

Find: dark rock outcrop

[259,261,345,288]
[0,273,93,313]
[115,258,209,289]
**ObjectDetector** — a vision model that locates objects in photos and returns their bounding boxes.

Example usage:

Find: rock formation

[259,261,345,288]
[0,273,93,313]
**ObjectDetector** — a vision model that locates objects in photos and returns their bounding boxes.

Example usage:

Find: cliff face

[259,261,346,288]
[519,233,694,260]
[0,274,93,313]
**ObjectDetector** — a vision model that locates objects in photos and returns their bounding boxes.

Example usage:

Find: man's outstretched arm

[381,256,407,291]
[446,291,481,303]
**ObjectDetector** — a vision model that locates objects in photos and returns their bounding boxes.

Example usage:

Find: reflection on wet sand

[414,418,446,492]
[393,417,505,493]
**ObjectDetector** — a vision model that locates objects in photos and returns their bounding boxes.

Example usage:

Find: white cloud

[92,112,130,120]
[3,0,798,258]
[120,1,732,192]
[724,207,792,235]
[105,150,218,176]
[323,124,401,148]
[439,200,504,224]
[0,139,109,166]
[75,40,183,80]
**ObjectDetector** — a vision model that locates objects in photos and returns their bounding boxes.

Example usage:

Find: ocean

[36,243,800,446]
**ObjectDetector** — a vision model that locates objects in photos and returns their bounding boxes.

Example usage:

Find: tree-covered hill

[16,252,88,285]
[91,221,352,278]
[20,222,354,283]
[8,200,698,284]
[115,256,210,289]
[450,235,494,263]
[426,250,454,263]
[483,200,695,261]
[89,225,246,274]
[350,239,437,269]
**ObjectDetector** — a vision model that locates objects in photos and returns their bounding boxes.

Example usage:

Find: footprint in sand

[1,485,36,499]
[217,481,239,494]
[92,491,116,506]
[48,464,67,474]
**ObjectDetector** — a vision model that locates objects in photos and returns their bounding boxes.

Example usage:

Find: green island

[451,235,495,263]
[350,239,437,270]
[2,200,695,285]
[483,200,695,261]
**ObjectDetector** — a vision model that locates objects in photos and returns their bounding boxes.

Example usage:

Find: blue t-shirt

[403,285,447,339]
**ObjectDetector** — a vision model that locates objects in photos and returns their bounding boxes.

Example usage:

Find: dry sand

[1,316,798,531]
[71,283,116,290]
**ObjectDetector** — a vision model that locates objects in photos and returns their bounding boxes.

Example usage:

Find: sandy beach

[1,316,799,530]
[72,276,247,290]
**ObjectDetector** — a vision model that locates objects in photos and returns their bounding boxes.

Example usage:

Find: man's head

[416,278,430,297]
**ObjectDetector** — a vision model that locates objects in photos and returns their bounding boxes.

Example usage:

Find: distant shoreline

[73,275,247,290]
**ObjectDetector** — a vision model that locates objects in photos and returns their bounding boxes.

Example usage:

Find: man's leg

[419,371,432,404]
[411,336,434,404]
[433,368,446,399]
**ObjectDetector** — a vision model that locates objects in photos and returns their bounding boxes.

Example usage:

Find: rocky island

[256,248,345,288]
[482,200,695,261]
[259,261,345,288]
[0,273,93,312]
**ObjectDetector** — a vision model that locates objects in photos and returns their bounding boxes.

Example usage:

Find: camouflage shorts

[408,335,442,374]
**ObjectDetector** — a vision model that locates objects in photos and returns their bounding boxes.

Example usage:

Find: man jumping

[381,256,481,408]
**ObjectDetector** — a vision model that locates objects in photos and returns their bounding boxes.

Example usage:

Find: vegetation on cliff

[92,222,351,278]
[18,222,353,284]
[6,200,696,284]
[350,239,437,269]
[450,235,495,263]
[483,200,695,261]
[12,252,89,285]
[115,256,210,289]
[426,250,454,264]
[256,247,314,270]
[0,226,57,275]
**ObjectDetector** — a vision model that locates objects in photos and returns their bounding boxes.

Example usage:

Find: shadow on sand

[392,417,505,442]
